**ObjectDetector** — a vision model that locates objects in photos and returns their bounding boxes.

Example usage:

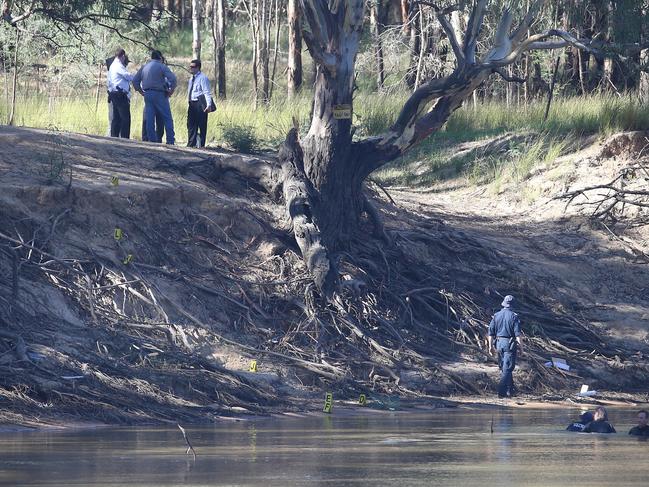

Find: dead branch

[177,424,197,460]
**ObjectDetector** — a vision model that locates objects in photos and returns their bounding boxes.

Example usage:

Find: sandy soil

[0,126,647,429]
[388,132,649,350]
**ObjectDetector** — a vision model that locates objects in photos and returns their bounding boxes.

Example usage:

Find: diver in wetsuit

[566,411,594,432]
[628,410,649,436]
[583,406,616,433]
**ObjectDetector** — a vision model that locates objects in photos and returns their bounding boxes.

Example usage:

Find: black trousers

[109,91,130,138]
[187,100,208,147]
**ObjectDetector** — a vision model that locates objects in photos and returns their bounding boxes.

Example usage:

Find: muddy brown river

[1,408,647,486]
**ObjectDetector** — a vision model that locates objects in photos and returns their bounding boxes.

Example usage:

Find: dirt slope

[0,126,647,427]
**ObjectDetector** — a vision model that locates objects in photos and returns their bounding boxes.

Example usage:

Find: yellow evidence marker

[323,392,333,413]
[249,360,257,372]
[111,176,119,186]
[123,254,133,265]
[358,394,367,406]
[114,228,123,241]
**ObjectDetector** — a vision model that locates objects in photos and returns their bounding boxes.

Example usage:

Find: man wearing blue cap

[488,295,523,398]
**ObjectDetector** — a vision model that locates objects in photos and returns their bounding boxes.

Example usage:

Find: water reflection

[0,408,647,486]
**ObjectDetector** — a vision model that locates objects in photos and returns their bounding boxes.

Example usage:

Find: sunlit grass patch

[376,94,649,189]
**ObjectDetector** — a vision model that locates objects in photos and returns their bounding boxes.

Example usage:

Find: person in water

[566,411,594,432]
[583,406,616,433]
[628,410,649,436]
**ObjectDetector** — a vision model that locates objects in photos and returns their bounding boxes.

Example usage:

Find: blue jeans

[497,338,517,396]
[144,91,175,144]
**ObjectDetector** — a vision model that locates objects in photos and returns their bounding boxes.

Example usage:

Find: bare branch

[510,0,547,43]
[492,67,525,83]
[483,29,596,68]
[483,7,513,62]
[463,0,487,63]
[2,0,36,25]
[420,2,464,64]
[415,1,459,16]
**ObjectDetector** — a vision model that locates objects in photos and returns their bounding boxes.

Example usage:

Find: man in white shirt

[186,59,213,148]
[107,48,134,138]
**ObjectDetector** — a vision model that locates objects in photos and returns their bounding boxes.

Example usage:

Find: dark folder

[199,94,217,113]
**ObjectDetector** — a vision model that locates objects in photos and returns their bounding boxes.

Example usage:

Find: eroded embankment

[0,126,647,427]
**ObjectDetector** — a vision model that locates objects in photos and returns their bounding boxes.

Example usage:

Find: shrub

[219,122,258,154]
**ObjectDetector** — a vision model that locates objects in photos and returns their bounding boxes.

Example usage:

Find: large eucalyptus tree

[269,0,594,296]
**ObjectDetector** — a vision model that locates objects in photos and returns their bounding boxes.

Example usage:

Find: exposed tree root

[0,127,647,425]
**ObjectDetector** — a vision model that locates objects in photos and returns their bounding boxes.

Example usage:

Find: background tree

[243,0,284,106]
[212,0,226,98]
[287,0,301,97]
[191,0,201,59]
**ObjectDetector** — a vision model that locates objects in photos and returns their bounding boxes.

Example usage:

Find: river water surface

[1,407,647,486]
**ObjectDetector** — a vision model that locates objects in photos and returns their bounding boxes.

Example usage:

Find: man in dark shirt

[629,410,649,436]
[583,406,616,433]
[488,295,523,398]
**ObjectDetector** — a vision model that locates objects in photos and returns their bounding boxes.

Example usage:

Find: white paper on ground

[578,390,597,396]
[551,357,570,371]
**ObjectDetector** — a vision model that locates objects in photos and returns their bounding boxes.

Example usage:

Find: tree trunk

[174,0,182,27]
[246,1,259,106]
[370,1,385,91]
[191,0,201,60]
[246,0,272,106]
[94,63,102,113]
[400,0,409,36]
[287,0,302,98]
[413,6,427,89]
[212,0,226,98]
[640,49,649,104]
[302,63,358,246]
[269,0,281,101]
[293,1,365,251]
[405,4,420,89]
[8,28,19,126]
[259,0,271,104]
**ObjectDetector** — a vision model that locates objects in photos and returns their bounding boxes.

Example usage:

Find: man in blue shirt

[186,59,214,147]
[488,295,523,398]
[133,50,177,145]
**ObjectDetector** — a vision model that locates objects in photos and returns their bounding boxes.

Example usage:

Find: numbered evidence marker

[111,176,119,186]
[114,228,123,241]
[323,392,333,413]
[249,360,258,372]
[358,394,367,406]
[123,254,133,265]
